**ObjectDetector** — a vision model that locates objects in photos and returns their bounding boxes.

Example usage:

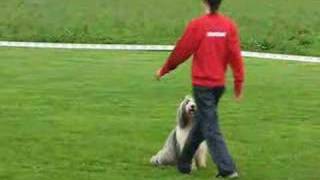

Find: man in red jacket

[155,0,244,178]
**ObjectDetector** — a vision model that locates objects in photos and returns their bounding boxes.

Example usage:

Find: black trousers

[180,86,236,175]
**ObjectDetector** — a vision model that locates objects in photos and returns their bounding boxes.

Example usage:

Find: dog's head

[177,95,196,128]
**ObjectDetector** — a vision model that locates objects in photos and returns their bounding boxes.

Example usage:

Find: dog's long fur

[150,96,207,169]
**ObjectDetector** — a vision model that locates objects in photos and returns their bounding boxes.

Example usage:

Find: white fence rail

[0,41,319,63]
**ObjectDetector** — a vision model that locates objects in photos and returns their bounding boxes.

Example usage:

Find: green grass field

[1,0,320,56]
[0,48,319,180]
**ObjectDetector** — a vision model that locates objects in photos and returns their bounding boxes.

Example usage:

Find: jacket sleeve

[160,20,202,76]
[228,22,245,97]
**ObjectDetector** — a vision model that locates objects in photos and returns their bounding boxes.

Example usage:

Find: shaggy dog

[150,96,207,169]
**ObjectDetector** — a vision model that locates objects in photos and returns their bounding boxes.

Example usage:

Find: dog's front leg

[195,142,208,168]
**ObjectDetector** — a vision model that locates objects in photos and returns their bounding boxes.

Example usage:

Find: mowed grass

[0,0,320,56]
[0,48,319,180]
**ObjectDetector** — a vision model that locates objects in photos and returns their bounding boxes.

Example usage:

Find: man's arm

[158,20,202,78]
[228,22,245,99]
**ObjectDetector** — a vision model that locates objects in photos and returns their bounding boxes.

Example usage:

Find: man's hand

[234,83,243,102]
[234,93,243,102]
[155,69,162,81]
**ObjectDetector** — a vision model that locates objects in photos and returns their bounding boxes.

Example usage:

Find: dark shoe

[216,172,239,179]
[177,161,191,174]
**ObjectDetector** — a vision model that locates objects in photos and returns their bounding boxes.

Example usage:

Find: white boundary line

[0,41,319,63]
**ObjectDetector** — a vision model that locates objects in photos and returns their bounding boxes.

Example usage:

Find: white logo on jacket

[207,32,227,37]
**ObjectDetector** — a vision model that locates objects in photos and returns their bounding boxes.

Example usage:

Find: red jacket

[160,13,245,97]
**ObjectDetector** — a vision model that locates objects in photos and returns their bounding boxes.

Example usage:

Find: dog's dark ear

[178,102,189,128]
